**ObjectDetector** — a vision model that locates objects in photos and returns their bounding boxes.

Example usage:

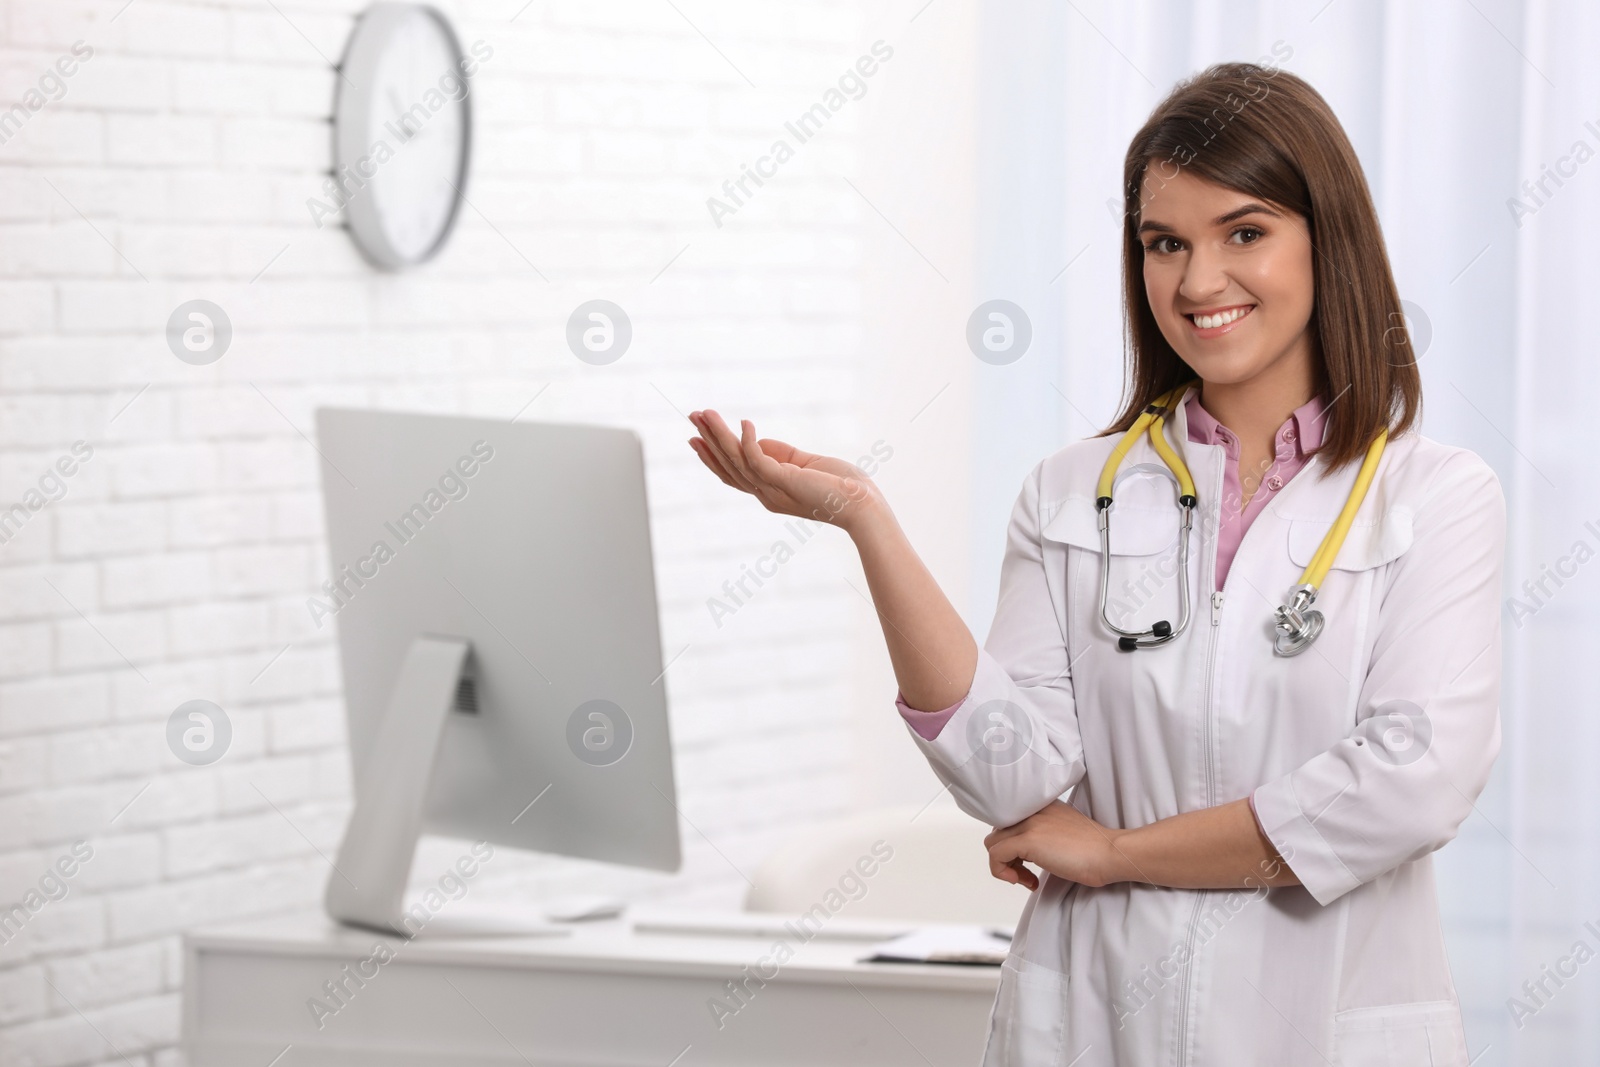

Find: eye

[1144,225,1267,255]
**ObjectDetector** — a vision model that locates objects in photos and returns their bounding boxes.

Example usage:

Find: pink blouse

[897,388,1328,742]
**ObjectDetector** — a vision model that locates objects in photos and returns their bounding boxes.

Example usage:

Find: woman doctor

[688,62,1505,1067]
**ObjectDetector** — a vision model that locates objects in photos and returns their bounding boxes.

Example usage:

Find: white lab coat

[903,391,1506,1066]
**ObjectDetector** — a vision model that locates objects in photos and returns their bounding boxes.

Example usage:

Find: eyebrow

[1137,202,1286,236]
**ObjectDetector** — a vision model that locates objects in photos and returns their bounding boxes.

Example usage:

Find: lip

[1184,303,1255,338]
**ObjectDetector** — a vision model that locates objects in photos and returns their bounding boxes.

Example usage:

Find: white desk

[182,910,1001,1066]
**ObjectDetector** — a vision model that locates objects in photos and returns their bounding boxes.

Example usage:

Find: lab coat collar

[1045,381,1406,557]
[1167,381,1204,475]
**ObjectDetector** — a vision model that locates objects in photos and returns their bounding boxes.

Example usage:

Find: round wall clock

[333,3,475,270]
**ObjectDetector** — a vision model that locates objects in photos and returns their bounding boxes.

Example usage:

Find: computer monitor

[312,408,682,937]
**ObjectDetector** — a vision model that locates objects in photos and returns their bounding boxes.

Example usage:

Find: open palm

[688,409,886,532]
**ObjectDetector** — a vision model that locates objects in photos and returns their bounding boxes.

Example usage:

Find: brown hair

[1097,60,1421,475]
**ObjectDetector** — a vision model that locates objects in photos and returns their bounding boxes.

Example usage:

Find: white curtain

[970,1,1596,1061]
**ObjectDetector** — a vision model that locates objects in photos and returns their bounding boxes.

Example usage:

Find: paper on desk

[860,924,1013,966]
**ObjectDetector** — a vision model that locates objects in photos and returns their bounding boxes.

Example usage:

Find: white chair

[744,804,1029,928]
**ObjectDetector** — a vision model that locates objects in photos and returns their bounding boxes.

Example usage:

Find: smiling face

[1137,167,1317,389]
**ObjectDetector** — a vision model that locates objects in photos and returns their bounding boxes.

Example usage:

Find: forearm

[1107,797,1300,890]
[847,503,978,713]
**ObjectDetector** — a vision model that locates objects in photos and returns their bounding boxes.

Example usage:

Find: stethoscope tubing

[1094,380,1387,655]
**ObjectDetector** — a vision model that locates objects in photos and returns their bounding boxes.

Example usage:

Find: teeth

[1191,306,1249,329]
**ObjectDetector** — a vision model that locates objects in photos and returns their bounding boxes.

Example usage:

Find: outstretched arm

[691,410,1089,829]
[689,408,978,713]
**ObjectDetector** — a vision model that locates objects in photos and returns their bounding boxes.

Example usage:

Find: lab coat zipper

[1174,463,1227,1067]
[1173,595,1220,1067]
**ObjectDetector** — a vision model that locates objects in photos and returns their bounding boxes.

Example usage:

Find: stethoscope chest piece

[1272,585,1323,656]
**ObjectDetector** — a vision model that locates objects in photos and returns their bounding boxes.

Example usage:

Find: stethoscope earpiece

[1116,619,1174,653]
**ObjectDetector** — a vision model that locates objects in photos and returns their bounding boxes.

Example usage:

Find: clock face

[334,4,472,270]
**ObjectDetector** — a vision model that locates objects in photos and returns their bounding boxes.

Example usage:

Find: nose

[1176,242,1231,306]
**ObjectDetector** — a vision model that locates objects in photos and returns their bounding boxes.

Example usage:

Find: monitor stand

[323,635,572,939]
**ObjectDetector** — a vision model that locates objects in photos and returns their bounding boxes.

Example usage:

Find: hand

[687,409,889,535]
[984,801,1128,891]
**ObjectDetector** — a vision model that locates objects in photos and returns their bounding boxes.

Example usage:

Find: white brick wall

[0,0,886,1062]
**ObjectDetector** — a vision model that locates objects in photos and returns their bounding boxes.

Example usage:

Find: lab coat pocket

[1330,999,1468,1066]
[1043,491,1181,558]
[1043,493,1183,642]
[982,955,1067,1067]
[1284,508,1414,572]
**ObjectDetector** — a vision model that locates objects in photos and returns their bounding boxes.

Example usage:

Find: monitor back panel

[314,408,680,871]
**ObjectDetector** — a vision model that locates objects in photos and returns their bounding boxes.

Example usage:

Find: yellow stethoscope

[1095,380,1387,655]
